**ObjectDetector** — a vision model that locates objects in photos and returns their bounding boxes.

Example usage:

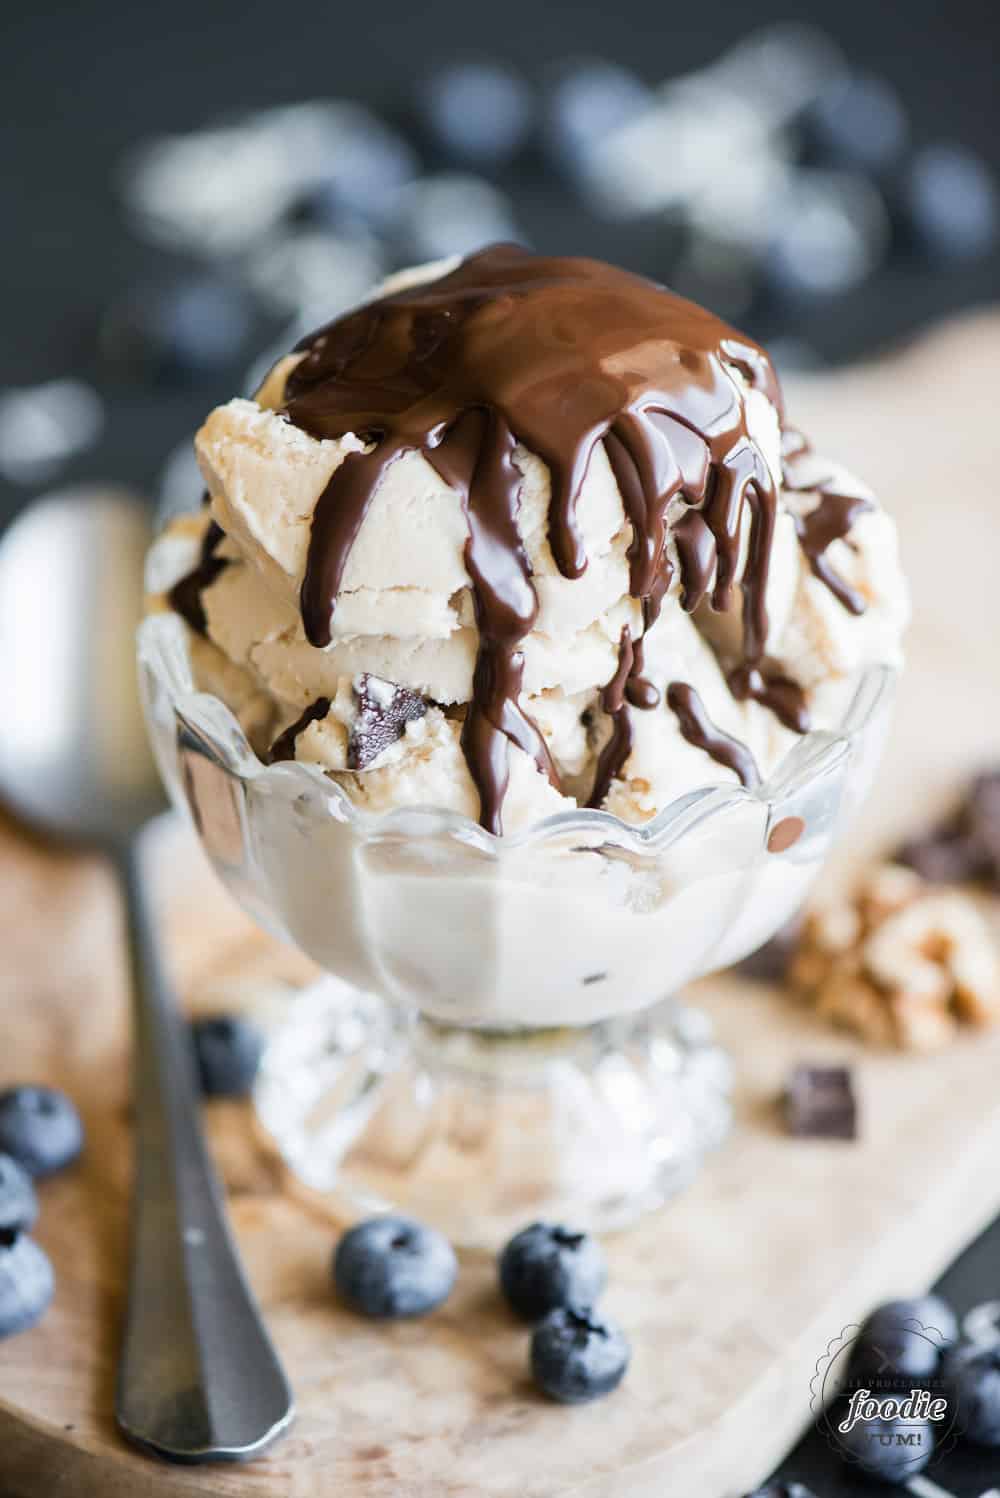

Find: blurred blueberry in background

[581,76,773,221]
[261,104,418,230]
[801,69,910,173]
[418,60,535,167]
[246,231,384,324]
[387,172,523,264]
[2,16,995,524]
[102,273,256,381]
[671,239,758,325]
[105,27,1000,392]
[542,57,651,176]
[282,186,378,240]
[0,380,104,487]
[899,144,1000,263]
[764,338,826,376]
[121,101,419,254]
[711,23,848,129]
[762,171,890,302]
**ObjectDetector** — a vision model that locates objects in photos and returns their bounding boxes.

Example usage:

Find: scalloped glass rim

[138,612,896,855]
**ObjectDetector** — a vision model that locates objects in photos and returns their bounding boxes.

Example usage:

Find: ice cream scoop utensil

[0,486,293,1461]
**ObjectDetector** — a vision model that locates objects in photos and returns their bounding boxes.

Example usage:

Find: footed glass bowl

[139,612,894,1243]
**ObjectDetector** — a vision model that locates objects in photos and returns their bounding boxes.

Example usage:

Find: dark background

[3,0,1000,528]
[4,1,1000,1493]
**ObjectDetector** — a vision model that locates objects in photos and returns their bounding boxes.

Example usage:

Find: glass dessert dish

[139,610,894,1244]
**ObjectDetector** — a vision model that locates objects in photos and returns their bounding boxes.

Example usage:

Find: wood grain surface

[0,312,999,1497]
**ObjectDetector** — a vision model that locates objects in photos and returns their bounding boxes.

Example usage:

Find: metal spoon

[0,485,294,1462]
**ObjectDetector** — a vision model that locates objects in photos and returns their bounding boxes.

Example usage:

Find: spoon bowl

[0,486,163,843]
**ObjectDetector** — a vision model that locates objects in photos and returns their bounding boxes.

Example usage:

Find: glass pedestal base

[253,979,732,1247]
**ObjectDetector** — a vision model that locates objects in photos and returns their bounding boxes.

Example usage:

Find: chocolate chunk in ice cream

[348,674,427,771]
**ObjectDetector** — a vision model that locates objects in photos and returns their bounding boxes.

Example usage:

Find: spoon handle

[115,838,294,1462]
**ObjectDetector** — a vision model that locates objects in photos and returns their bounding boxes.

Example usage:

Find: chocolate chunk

[347,674,427,771]
[784,1064,857,1140]
[970,768,1000,818]
[969,770,1000,882]
[737,914,804,983]
[896,831,988,885]
[895,768,1000,890]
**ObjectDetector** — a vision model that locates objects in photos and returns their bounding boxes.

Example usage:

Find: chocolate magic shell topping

[280,244,855,834]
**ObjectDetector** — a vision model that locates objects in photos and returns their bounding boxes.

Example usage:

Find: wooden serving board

[2,313,1000,1498]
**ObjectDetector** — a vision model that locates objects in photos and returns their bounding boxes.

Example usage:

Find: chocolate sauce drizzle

[269,697,332,763]
[588,627,636,810]
[161,249,882,824]
[155,244,872,828]
[666,683,760,789]
[280,245,795,832]
[782,428,873,616]
[168,521,226,636]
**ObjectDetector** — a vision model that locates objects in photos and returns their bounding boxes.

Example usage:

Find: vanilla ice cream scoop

[151,245,908,834]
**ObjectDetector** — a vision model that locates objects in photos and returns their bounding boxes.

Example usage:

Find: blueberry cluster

[746,1291,1000,1492]
[0,1021,259,1345]
[97,23,999,456]
[0,1086,83,1340]
[334,1216,629,1404]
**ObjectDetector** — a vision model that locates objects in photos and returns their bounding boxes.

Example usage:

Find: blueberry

[102,273,255,381]
[530,1306,630,1403]
[543,58,650,174]
[765,340,827,378]
[878,1294,959,1346]
[297,116,418,227]
[899,144,999,263]
[801,70,909,173]
[941,1338,983,1381]
[0,1087,83,1179]
[283,184,373,237]
[908,1293,959,1347]
[763,171,889,303]
[742,1484,818,1498]
[419,60,535,168]
[0,1155,38,1235]
[0,1231,55,1338]
[849,1296,956,1384]
[191,1014,265,1099]
[499,1222,607,1321]
[388,173,521,265]
[837,1408,934,1482]
[949,1344,1000,1445]
[333,1215,457,1319]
